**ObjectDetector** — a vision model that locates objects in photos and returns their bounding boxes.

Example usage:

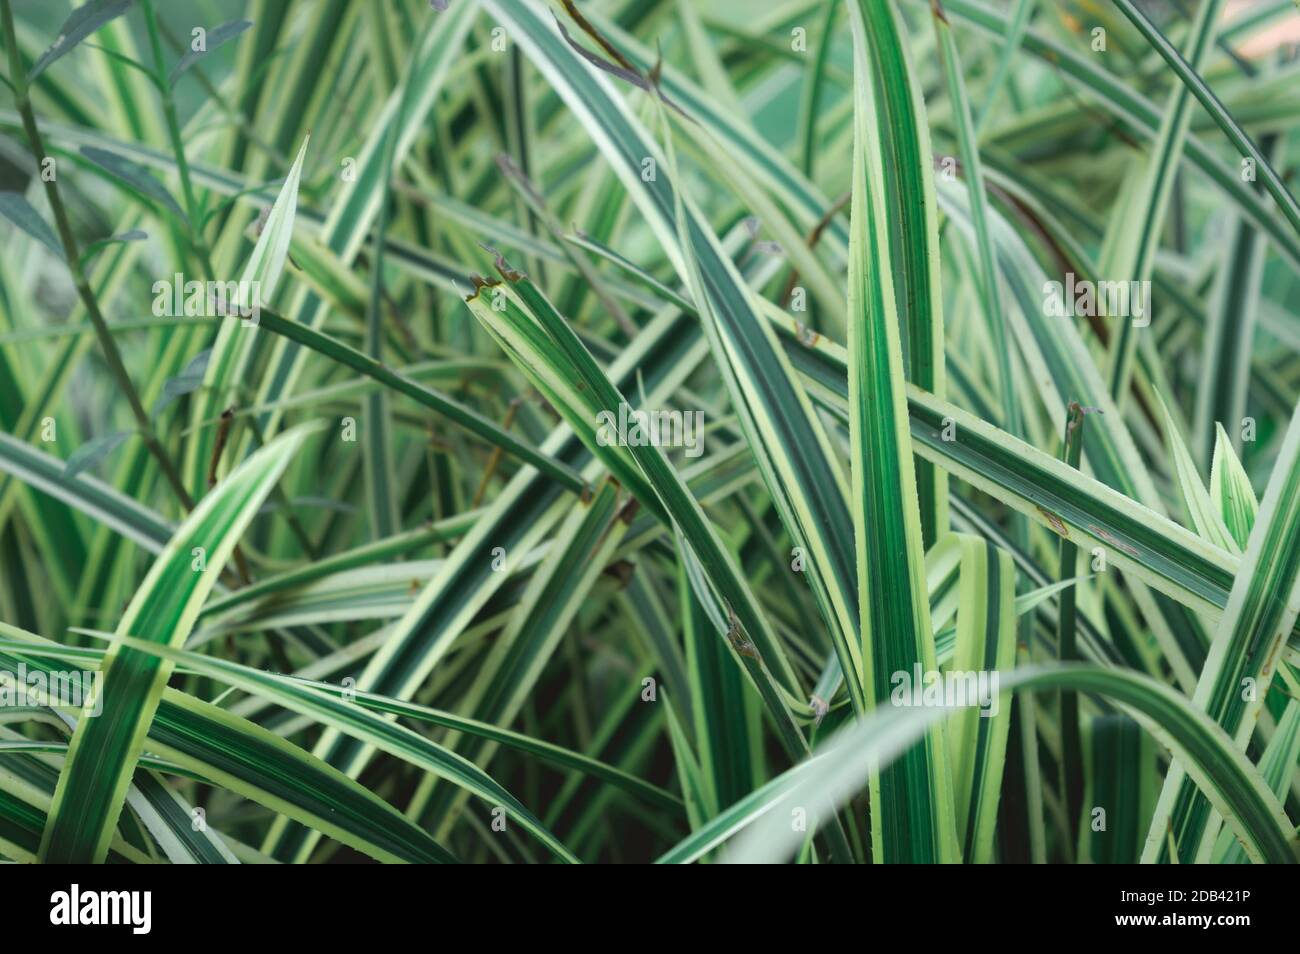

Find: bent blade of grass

[39,421,323,863]
[1,704,235,864]
[1102,0,1225,404]
[466,272,810,742]
[150,692,459,863]
[2,622,678,818]
[4,619,457,866]
[1109,0,1300,248]
[264,305,709,861]
[1213,699,1300,863]
[699,665,1293,865]
[488,0,866,716]
[98,631,580,864]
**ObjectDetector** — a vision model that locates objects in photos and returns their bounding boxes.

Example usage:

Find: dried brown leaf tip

[602,558,636,589]
[1065,400,1104,434]
[478,241,525,283]
[552,7,688,116]
[465,273,501,302]
[560,0,640,75]
[617,497,641,524]
[648,42,664,91]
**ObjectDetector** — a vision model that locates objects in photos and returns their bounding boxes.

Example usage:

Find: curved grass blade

[1108,0,1300,248]
[248,306,586,494]
[1101,0,1225,403]
[150,692,459,864]
[100,631,580,864]
[465,271,811,746]
[39,421,324,863]
[264,305,710,861]
[0,622,457,863]
[0,629,680,816]
[1213,699,1300,863]
[661,665,1294,864]
[0,431,172,553]
[489,0,865,718]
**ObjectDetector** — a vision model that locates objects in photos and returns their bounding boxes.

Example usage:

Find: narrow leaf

[27,0,135,81]
[169,19,253,86]
[63,429,133,479]
[0,192,61,255]
[80,145,184,218]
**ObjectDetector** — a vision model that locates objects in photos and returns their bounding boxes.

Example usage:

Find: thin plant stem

[0,0,194,513]
[141,0,216,278]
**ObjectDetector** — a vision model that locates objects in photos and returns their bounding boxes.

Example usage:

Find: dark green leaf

[27,0,135,81]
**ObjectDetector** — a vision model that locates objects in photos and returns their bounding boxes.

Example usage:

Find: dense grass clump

[0,0,1298,865]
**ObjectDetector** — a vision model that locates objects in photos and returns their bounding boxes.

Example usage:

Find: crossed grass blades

[0,0,1296,864]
